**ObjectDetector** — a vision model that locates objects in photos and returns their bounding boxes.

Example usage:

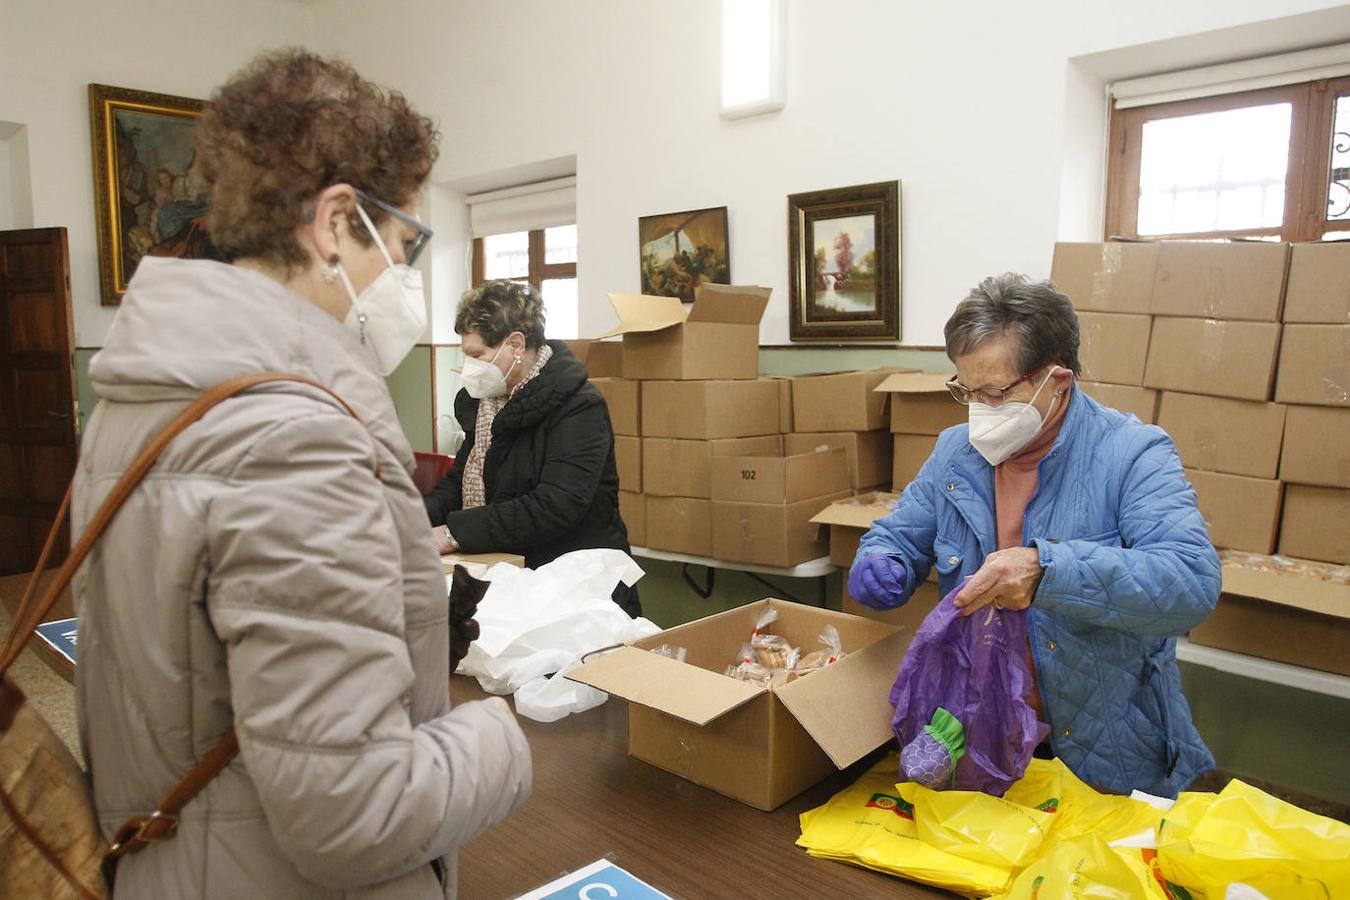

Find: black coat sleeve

[443,398,610,552]
[422,437,468,525]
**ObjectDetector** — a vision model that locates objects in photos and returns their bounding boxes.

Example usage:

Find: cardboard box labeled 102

[711,447,850,504]
[601,284,770,381]
[567,599,913,810]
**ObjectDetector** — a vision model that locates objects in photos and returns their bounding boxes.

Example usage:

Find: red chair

[412,452,454,495]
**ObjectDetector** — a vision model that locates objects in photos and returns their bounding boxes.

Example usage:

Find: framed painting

[638,205,730,302]
[89,83,222,306]
[788,180,901,341]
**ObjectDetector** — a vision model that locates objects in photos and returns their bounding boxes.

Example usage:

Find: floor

[0,574,81,759]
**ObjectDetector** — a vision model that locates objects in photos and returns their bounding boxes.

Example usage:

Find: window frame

[1104,76,1350,243]
[471,227,577,289]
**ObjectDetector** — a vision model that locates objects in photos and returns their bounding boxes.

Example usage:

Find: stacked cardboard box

[874,372,964,491]
[1051,242,1162,423]
[598,284,821,562]
[1055,241,1295,556]
[710,446,851,567]
[1274,243,1350,565]
[783,369,899,492]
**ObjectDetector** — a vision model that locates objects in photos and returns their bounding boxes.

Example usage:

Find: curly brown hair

[195,48,439,268]
[454,280,547,349]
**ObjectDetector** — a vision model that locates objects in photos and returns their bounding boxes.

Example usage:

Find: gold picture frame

[89,83,219,306]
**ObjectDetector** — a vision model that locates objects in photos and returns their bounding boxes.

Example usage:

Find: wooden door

[0,228,77,575]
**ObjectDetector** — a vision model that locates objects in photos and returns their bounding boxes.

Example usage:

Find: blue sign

[35,617,78,665]
[517,859,671,900]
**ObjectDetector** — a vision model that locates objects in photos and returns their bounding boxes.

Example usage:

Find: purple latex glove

[847,553,908,609]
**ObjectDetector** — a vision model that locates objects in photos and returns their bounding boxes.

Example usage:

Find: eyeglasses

[354,188,433,266]
[945,364,1053,406]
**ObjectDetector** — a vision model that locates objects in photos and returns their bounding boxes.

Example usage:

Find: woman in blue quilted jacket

[851,272,1219,798]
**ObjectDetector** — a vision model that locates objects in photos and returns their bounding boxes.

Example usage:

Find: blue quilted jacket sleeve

[1032,428,1220,636]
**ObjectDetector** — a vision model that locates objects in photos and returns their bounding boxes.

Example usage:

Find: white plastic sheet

[455,549,659,721]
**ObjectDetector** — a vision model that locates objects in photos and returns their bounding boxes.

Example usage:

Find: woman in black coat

[424,280,639,616]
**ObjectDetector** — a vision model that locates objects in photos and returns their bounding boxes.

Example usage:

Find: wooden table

[452,676,947,899]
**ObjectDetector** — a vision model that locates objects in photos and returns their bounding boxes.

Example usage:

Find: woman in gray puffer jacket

[73,50,530,898]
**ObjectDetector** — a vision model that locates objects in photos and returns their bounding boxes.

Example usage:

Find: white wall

[0,0,320,346]
[7,0,1349,348]
[321,0,1350,348]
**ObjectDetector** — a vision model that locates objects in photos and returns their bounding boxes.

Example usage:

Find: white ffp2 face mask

[337,203,427,377]
[967,366,1063,466]
[459,342,520,400]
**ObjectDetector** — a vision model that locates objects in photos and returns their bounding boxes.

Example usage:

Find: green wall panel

[384,345,435,453]
[759,346,949,376]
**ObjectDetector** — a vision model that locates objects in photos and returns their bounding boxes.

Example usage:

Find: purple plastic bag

[889,585,1050,796]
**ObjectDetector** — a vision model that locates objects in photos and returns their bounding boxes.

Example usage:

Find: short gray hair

[943,273,1082,376]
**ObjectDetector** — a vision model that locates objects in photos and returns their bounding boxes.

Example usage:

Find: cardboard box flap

[809,491,899,528]
[600,293,689,338]
[565,645,763,725]
[1221,557,1350,620]
[686,283,771,325]
[875,372,954,395]
[773,629,912,768]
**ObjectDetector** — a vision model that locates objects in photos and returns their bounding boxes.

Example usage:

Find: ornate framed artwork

[638,205,730,302]
[788,180,901,341]
[89,83,222,305]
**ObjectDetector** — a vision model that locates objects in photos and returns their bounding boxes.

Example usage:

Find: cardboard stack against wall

[1050,239,1350,670]
[782,368,901,493]
[637,378,781,556]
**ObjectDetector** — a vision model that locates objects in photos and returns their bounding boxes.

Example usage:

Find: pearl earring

[321,263,339,284]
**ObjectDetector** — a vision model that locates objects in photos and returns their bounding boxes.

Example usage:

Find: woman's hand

[953,547,1043,616]
[432,525,456,555]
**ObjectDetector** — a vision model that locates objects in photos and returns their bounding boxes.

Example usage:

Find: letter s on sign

[578,883,619,899]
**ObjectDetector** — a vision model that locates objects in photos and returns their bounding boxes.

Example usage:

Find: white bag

[457,549,658,721]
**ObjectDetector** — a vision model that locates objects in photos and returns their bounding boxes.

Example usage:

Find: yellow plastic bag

[1004,758,1164,845]
[993,834,1167,899]
[1156,779,1350,899]
[897,780,1052,870]
[797,754,1013,896]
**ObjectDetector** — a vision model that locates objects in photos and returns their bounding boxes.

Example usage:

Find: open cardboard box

[565,339,625,378]
[567,598,911,810]
[809,490,899,567]
[874,371,965,435]
[601,284,770,381]
[1189,555,1350,677]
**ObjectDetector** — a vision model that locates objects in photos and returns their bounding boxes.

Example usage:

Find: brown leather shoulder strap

[0,372,368,675]
[0,372,370,859]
